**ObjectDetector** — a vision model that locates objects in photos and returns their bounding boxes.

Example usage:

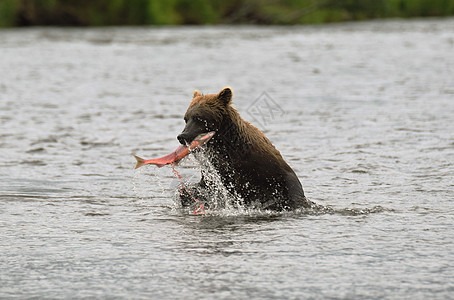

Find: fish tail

[133,155,145,169]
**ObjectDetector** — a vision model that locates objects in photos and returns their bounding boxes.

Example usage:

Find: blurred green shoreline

[1,0,454,27]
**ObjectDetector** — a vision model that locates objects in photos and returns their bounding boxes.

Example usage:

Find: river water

[1,18,453,299]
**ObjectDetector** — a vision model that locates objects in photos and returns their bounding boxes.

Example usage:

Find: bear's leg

[178,181,209,211]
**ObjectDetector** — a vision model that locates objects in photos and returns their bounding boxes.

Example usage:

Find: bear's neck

[216,111,246,156]
[209,108,253,159]
[211,106,283,162]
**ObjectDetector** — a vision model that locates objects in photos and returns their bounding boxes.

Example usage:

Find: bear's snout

[177,133,189,145]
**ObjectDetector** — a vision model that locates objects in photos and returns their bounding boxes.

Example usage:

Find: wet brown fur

[188,88,283,162]
[178,87,311,210]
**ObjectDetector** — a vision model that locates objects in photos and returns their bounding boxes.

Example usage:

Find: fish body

[134,131,215,169]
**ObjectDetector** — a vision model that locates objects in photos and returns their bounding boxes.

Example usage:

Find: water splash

[172,149,391,217]
[193,149,245,212]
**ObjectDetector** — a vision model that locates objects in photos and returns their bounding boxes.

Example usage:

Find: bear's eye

[184,116,188,123]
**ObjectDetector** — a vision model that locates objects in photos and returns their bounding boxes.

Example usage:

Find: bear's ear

[193,89,202,98]
[217,87,233,106]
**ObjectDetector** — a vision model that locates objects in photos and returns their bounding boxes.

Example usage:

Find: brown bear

[177,87,313,211]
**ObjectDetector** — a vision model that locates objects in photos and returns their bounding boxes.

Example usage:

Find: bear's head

[177,87,233,145]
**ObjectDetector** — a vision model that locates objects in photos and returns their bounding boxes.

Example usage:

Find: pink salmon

[134,131,215,169]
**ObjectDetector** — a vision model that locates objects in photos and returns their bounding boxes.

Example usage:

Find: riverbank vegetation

[1,0,454,27]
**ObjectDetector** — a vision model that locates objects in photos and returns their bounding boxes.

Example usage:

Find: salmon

[134,131,215,169]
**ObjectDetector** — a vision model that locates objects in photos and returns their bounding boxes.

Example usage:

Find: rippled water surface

[1,19,453,299]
